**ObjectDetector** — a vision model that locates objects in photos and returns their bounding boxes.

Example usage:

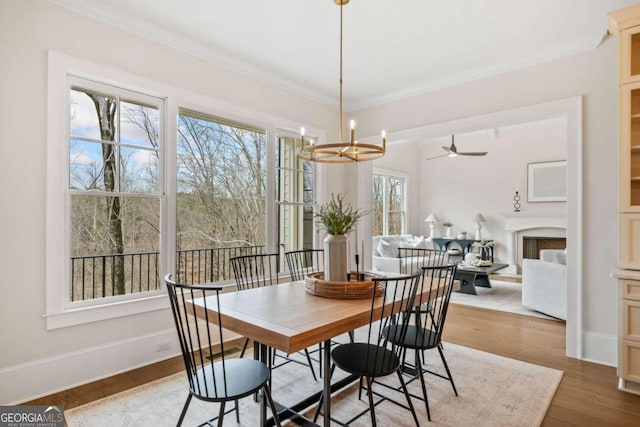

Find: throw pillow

[410,235,426,249]
[377,239,398,258]
[552,252,567,265]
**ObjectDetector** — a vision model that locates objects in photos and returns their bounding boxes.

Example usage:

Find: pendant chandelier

[298,0,386,163]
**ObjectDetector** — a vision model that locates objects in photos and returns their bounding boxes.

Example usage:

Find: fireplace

[502,211,567,274]
[522,236,566,259]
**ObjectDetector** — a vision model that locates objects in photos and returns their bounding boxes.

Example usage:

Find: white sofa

[522,249,567,320]
[372,234,448,274]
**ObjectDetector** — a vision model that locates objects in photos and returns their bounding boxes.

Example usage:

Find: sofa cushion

[400,235,426,250]
[377,239,398,258]
[552,252,567,265]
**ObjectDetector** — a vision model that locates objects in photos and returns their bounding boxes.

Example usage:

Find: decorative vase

[445,227,453,238]
[479,246,492,264]
[324,234,350,282]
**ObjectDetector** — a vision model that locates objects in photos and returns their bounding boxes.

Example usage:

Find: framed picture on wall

[527,160,567,202]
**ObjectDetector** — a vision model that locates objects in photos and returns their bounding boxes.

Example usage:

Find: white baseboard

[582,330,617,367]
[0,328,180,405]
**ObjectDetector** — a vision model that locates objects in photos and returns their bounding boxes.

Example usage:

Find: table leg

[474,274,492,288]
[455,271,478,295]
[260,343,268,425]
[323,339,331,427]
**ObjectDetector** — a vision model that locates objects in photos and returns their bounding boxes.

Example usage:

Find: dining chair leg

[318,343,323,378]
[366,376,377,427]
[263,383,282,427]
[437,345,458,396]
[253,345,261,402]
[176,394,192,426]
[234,400,239,423]
[358,377,364,400]
[239,337,250,358]
[304,348,318,381]
[216,401,225,427]
[415,349,431,421]
[397,370,420,427]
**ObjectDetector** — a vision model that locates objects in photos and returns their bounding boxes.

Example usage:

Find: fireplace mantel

[500,211,567,274]
[502,211,567,231]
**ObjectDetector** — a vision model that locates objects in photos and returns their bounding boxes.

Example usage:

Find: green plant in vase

[315,194,368,281]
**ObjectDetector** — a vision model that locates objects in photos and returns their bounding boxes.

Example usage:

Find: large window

[372,170,406,236]
[68,80,163,302]
[175,110,267,284]
[47,53,320,328]
[276,132,316,260]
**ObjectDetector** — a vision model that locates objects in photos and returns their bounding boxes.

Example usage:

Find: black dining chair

[399,247,450,326]
[165,274,281,426]
[231,253,319,381]
[313,272,422,427]
[284,248,325,281]
[398,247,449,274]
[382,263,459,421]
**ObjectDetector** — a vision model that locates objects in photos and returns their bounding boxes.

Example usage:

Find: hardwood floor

[24,304,640,426]
[445,304,640,426]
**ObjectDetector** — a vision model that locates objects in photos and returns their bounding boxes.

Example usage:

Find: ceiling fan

[427,135,488,160]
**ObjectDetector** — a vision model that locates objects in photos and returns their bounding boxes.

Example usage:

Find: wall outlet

[156,341,171,352]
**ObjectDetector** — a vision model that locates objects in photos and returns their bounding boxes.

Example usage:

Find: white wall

[352,38,619,366]
[0,1,337,403]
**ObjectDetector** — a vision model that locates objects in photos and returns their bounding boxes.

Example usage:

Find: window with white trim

[276,131,316,260]
[175,109,267,284]
[372,170,407,235]
[46,52,321,328]
[68,79,164,302]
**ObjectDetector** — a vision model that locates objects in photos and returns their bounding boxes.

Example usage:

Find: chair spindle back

[230,253,280,290]
[285,249,324,281]
[165,275,232,399]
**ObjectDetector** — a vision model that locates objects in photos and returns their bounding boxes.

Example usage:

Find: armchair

[521,249,567,320]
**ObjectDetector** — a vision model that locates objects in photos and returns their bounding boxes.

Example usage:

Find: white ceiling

[50,0,636,111]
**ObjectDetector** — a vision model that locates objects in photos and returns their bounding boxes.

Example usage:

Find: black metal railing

[176,245,265,285]
[70,251,161,302]
[70,244,265,301]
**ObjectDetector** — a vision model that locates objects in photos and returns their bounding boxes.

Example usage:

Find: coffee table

[454,263,508,295]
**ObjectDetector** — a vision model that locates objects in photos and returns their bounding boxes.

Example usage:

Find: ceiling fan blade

[459,151,488,156]
[426,153,450,160]
[441,145,452,153]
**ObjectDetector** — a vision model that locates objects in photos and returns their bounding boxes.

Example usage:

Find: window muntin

[372,171,406,235]
[68,82,163,303]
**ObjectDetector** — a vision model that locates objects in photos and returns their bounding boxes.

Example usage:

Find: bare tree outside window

[69,87,161,300]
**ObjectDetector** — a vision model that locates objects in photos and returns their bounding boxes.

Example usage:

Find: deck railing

[176,245,265,285]
[70,245,265,301]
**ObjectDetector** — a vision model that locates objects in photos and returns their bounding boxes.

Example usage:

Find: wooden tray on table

[304,272,383,299]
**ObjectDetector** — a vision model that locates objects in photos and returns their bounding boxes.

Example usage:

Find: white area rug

[450,279,559,320]
[66,342,562,427]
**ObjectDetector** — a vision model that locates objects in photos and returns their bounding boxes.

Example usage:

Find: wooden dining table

[189,277,454,426]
